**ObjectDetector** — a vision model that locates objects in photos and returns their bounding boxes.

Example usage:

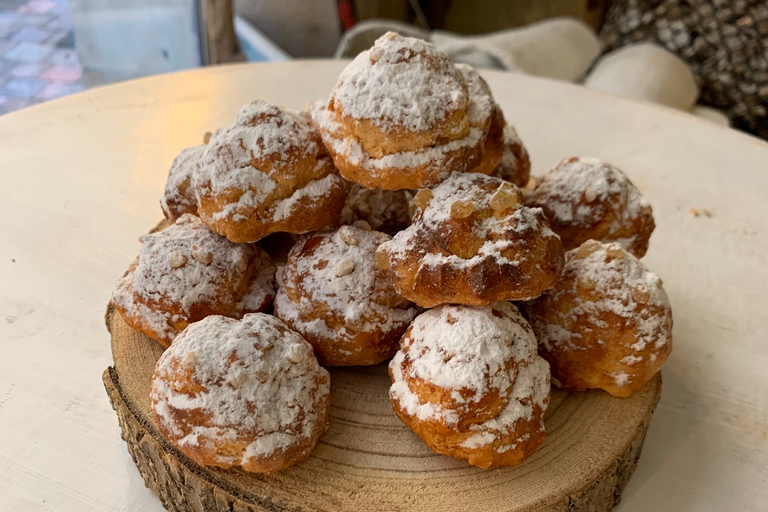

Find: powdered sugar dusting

[193,101,334,223]
[275,227,416,341]
[196,101,315,194]
[112,268,176,341]
[381,173,550,271]
[271,173,345,222]
[316,102,484,176]
[130,215,254,312]
[620,354,643,365]
[455,63,493,126]
[538,241,671,356]
[502,124,522,146]
[460,358,550,449]
[499,125,525,168]
[110,215,277,344]
[527,157,651,250]
[331,32,467,132]
[389,303,549,446]
[460,431,496,449]
[237,248,277,312]
[150,314,330,465]
[314,59,491,185]
[401,303,536,399]
[390,350,448,422]
[413,173,519,229]
[612,372,631,387]
[160,145,204,221]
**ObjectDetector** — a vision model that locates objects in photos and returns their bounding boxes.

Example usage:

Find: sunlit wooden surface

[0,61,766,511]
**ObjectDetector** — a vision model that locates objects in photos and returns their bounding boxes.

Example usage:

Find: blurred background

[0,0,765,139]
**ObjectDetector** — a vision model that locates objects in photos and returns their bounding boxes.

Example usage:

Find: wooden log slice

[103,303,661,512]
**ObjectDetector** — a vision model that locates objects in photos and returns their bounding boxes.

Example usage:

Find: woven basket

[600,0,768,139]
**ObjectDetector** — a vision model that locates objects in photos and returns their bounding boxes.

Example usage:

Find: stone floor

[0,0,84,115]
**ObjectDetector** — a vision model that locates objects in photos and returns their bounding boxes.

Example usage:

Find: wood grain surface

[202,0,242,65]
[105,303,661,512]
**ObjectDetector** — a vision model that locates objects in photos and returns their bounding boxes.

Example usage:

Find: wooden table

[0,61,766,511]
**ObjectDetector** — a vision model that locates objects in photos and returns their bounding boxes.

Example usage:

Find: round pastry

[340,183,414,236]
[274,225,417,366]
[389,302,550,469]
[525,157,655,257]
[526,240,673,397]
[489,124,531,188]
[193,100,348,243]
[110,214,276,347]
[314,32,495,190]
[376,172,564,308]
[458,63,505,176]
[150,313,330,473]
[160,145,204,223]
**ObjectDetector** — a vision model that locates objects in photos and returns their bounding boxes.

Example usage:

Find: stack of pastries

[110,33,673,473]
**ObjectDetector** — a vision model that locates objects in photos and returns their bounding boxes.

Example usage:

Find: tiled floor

[0,0,84,115]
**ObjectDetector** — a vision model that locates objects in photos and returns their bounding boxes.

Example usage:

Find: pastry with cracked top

[313,32,501,190]
[150,313,330,473]
[110,214,276,347]
[274,225,417,366]
[193,100,347,243]
[376,172,564,308]
[389,302,550,469]
[525,240,673,397]
[526,157,655,257]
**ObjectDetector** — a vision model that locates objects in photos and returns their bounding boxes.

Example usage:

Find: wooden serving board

[103,303,661,512]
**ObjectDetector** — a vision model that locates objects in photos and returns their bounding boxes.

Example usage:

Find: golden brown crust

[327,140,482,191]
[314,35,495,190]
[316,103,485,191]
[391,390,546,468]
[377,173,564,308]
[160,145,207,223]
[330,33,471,158]
[468,105,506,177]
[388,303,550,469]
[274,226,416,366]
[489,124,531,188]
[110,215,276,347]
[339,184,414,236]
[194,101,347,243]
[525,240,673,397]
[150,314,330,473]
[526,157,655,257]
[334,104,470,158]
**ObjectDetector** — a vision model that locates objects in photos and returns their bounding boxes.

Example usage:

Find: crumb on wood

[689,207,713,218]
